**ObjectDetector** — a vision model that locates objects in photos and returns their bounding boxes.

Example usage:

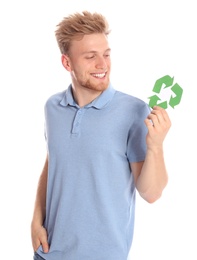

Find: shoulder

[45,90,66,107]
[114,90,150,112]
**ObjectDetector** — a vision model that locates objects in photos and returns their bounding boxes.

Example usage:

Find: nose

[95,56,107,69]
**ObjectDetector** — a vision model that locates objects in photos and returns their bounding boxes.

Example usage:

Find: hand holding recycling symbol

[148,75,183,109]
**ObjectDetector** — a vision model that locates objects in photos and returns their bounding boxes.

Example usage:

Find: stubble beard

[80,78,109,92]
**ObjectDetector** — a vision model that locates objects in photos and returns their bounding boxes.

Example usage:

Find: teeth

[92,73,105,78]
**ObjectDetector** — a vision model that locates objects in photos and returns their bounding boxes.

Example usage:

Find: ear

[61,54,72,71]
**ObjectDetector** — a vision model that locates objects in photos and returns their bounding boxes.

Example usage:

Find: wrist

[147,145,164,155]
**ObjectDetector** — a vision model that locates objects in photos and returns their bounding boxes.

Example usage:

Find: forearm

[31,181,47,227]
[31,156,49,252]
[136,147,168,203]
[31,157,48,228]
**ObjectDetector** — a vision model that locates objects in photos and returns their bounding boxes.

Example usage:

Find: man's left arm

[131,106,171,203]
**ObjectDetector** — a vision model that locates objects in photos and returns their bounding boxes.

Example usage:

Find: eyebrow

[82,48,111,55]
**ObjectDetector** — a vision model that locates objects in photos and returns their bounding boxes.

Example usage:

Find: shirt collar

[60,83,116,109]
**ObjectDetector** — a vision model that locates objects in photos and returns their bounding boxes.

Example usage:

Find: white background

[0,0,196,259]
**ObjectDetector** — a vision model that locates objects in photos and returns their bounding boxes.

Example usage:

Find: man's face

[65,33,111,92]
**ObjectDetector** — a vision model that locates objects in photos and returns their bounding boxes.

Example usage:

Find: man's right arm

[31,154,49,253]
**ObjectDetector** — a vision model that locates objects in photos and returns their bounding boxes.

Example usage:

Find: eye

[104,53,110,58]
[85,55,95,59]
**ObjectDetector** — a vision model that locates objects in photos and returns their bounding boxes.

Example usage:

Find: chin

[81,73,109,89]
[93,80,110,91]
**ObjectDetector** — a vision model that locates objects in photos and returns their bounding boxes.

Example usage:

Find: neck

[71,85,103,107]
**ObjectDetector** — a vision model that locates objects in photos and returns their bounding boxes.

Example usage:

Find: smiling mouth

[91,72,107,78]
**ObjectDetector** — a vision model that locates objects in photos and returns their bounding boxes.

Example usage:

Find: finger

[33,238,42,252]
[150,107,167,124]
[40,227,49,253]
[152,106,170,122]
[42,241,49,253]
[147,113,159,127]
[144,118,154,130]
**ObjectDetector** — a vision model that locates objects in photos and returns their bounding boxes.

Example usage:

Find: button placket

[71,108,84,134]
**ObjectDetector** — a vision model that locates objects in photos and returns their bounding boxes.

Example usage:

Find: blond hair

[55,11,110,54]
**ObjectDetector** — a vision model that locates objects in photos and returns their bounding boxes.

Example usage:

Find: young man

[31,11,171,260]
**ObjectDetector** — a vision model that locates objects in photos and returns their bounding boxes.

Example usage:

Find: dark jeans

[33,252,45,260]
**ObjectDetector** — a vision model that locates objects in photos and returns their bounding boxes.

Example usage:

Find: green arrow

[169,83,183,108]
[148,95,160,108]
[153,75,174,93]
[156,100,168,109]
[148,95,168,109]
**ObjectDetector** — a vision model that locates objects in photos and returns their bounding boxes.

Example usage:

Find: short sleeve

[127,103,151,162]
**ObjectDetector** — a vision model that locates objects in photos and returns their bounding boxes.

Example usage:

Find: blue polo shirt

[37,84,150,260]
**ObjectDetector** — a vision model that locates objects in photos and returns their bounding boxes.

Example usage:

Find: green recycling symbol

[148,75,183,109]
